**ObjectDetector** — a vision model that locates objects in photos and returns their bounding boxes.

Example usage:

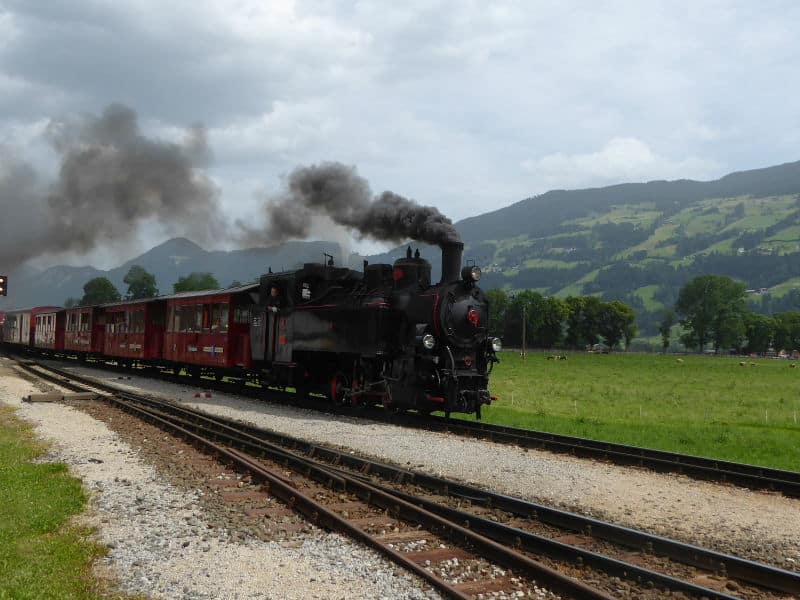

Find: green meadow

[475,352,800,471]
[0,406,107,599]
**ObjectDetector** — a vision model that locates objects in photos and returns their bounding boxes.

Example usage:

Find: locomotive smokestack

[440,242,464,283]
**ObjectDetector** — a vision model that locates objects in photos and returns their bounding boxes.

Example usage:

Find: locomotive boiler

[251,242,500,417]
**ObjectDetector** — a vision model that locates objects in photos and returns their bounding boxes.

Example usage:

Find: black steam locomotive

[251,242,500,417]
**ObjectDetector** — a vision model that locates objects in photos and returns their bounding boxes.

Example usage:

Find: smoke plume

[240,162,461,248]
[0,104,224,268]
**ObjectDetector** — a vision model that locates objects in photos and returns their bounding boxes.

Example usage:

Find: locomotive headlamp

[461,265,481,282]
[491,337,502,352]
[422,333,436,350]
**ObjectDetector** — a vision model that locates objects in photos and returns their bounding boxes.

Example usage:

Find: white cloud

[522,137,722,191]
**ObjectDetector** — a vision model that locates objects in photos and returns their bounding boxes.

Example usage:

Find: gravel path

[0,360,440,600]
[47,361,800,573]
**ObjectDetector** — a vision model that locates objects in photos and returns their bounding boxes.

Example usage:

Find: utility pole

[521,304,527,361]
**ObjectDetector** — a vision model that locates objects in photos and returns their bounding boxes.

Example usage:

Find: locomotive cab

[392,246,431,290]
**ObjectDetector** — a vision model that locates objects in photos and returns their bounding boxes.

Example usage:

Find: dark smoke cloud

[0,103,224,268]
[240,162,460,248]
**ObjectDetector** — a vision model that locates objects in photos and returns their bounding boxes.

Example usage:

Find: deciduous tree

[123,265,158,300]
[742,312,774,354]
[173,272,219,293]
[658,311,674,352]
[773,311,800,352]
[80,277,121,306]
[485,288,508,336]
[675,275,746,352]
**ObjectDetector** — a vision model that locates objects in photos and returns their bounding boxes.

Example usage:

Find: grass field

[0,405,106,599]
[474,352,800,472]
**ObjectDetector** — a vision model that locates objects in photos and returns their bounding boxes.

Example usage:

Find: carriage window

[129,309,144,333]
[107,312,126,334]
[210,304,218,332]
[219,303,229,333]
[176,304,202,332]
[234,305,251,324]
[178,305,190,331]
[202,304,211,331]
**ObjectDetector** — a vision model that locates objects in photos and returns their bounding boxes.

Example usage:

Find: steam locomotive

[1,242,500,417]
[257,241,500,417]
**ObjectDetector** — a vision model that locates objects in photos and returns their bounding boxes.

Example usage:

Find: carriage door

[249,307,266,362]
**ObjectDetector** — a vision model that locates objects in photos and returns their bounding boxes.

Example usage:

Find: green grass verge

[0,406,107,599]
[471,352,800,471]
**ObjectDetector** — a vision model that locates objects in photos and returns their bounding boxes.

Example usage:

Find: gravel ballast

[0,362,440,600]
[47,362,800,572]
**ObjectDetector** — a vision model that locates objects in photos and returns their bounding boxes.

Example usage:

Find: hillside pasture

[766,224,800,242]
[554,268,599,298]
[566,205,661,229]
[522,258,587,269]
[630,284,663,312]
[768,277,800,297]
[701,237,735,255]
[475,352,800,471]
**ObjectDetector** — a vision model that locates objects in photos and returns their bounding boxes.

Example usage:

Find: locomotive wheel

[329,371,351,404]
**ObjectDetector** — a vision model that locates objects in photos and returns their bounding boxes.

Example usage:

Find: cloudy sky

[1,0,799,267]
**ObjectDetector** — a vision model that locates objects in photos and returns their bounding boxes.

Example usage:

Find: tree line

[64,267,224,307]
[669,274,800,354]
[486,289,637,350]
[486,274,799,354]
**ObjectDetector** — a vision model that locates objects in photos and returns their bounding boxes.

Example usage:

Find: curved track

[15,358,800,599]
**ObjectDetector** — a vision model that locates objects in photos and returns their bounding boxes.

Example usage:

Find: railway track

[399,414,800,498]
[7,350,800,497]
[15,358,800,599]
[74,353,800,498]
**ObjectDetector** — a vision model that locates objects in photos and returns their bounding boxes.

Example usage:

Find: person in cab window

[267,285,283,313]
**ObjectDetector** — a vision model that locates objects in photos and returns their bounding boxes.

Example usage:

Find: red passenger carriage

[103,298,166,362]
[63,306,106,356]
[33,307,65,351]
[163,285,257,372]
[2,308,33,346]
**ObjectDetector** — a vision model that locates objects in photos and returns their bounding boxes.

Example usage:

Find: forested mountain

[458,160,800,338]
